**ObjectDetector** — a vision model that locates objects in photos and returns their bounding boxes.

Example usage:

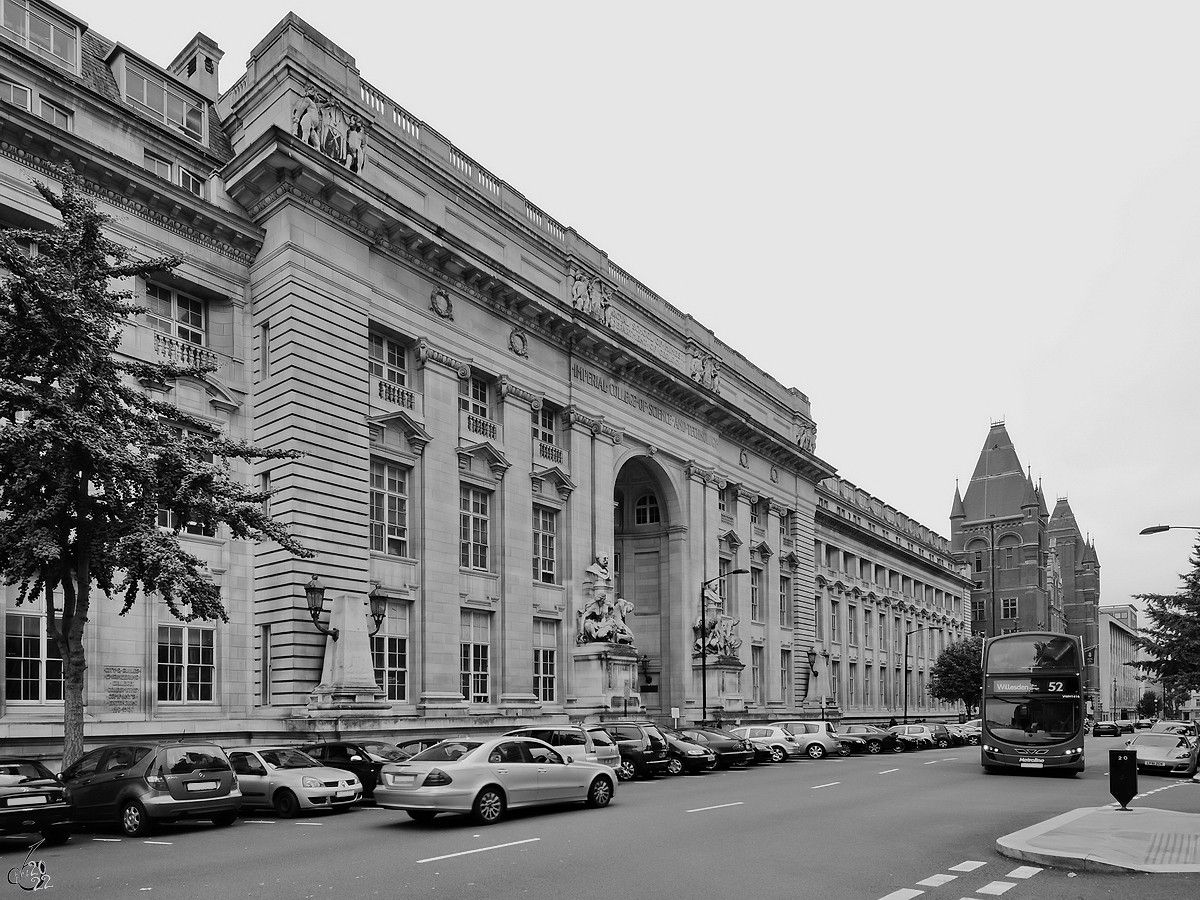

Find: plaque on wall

[103,665,142,714]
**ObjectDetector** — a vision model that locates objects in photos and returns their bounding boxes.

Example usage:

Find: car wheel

[937,739,950,749]
[967,735,980,745]
[472,786,505,825]
[666,757,684,776]
[273,789,301,818]
[211,810,238,828]
[40,826,70,846]
[806,743,827,760]
[866,741,883,754]
[616,759,637,781]
[770,746,787,764]
[121,800,153,837]
[406,810,437,822]
[586,776,613,808]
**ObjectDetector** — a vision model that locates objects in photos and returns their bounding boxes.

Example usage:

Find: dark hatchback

[603,722,671,781]
[60,742,241,836]
[657,727,718,774]
[298,740,411,799]
[0,758,72,845]
[837,725,904,754]
[1092,721,1121,737]
[677,727,755,769]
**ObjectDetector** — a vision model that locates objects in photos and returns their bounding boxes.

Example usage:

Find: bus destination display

[987,676,1081,698]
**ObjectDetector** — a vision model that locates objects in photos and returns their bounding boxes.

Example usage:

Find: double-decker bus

[980,631,1086,773]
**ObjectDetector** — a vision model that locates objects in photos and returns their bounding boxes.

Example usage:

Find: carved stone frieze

[567,266,613,326]
[292,84,369,175]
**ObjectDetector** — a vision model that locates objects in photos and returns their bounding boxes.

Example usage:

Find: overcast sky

[64,1,1200,613]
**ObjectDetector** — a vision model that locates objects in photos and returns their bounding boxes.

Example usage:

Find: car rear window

[411,741,482,762]
[162,746,231,774]
[587,729,615,746]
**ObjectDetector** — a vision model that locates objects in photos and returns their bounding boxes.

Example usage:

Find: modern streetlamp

[902,625,923,724]
[1139,524,1200,535]
[698,568,749,725]
[303,575,339,642]
[987,515,998,638]
[1112,678,1118,718]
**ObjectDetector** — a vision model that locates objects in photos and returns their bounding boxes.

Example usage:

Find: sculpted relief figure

[576,591,635,645]
[292,87,369,174]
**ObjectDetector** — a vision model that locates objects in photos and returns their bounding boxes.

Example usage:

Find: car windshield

[1131,735,1186,749]
[260,749,321,769]
[361,742,409,761]
[411,741,483,762]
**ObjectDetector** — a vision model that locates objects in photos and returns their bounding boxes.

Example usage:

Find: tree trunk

[58,590,89,770]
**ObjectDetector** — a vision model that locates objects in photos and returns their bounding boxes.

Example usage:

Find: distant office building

[1098,605,1140,719]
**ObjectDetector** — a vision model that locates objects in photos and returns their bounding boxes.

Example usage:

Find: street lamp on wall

[368,585,387,638]
[303,575,339,642]
[698,568,749,725]
[805,647,819,701]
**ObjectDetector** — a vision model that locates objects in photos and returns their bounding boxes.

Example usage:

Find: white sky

[63,0,1200,612]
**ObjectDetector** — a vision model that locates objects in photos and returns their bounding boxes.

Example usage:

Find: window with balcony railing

[532,406,565,466]
[146,283,205,345]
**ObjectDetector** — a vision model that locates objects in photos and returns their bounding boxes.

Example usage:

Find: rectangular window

[125,60,203,140]
[260,321,270,380]
[4,610,63,703]
[863,611,871,647]
[532,505,556,584]
[972,598,985,619]
[894,616,901,652]
[157,624,214,703]
[718,558,731,614]
[717,487,727,513]
[1002,597,1018,619]
[144,150,171,180]
[780,649,791,705]
[0,77,31,109]
[864,664,872,707]
[371,602,409,702]
[751,645,763,705]
[370,460,409,557]
[815,596,824,640]
[533,619,557,703]
[750,567,763,622]
[259,624,271,706]
[847,605,857,646]
[531,407,554,445]
[37,97,69,129]
[830,600,840,643]
[460,611,490,704]
[179,167,203,197]
[259,471,271,516]
[0,1,78,71]
[831,660,840,705]
[458,376,489,418]
[1004,547,1014,569]
[750,501,760,526]
[778,575,791,627]
[460,486,490,570]
[879,613,886,650]
[368,334,406,385]
[849,663,857,707]
[146,283,205,345]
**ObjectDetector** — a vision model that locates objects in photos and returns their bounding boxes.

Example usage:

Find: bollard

[1109,748,1137,810]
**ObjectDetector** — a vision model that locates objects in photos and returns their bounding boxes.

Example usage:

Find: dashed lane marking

[948,861,987,872]
[877,890,923,900]
[879,768,900,774]
[976,882,1016,895]
[294,821,324,826]
[92,838,121,842]
[923,761,939,765]
[942,757,958,761]
[916,874,957,887]
[417,838,540,864]
[686,802,744,813]
[811,782,840,789]
[1005,866,1042,879]
[243,820,274,824]
[143,841,172,846]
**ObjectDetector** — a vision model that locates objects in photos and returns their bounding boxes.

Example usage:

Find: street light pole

[698,568,749,725]
[1139,524,1200,535]
[1113,678,1118,718]
[988,515,998,639]
[903,624,923,724]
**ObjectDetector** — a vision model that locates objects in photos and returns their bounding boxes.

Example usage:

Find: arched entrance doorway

[612,456,678,714]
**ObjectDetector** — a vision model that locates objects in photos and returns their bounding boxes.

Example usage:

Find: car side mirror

[349,755,363,762]
[565,756,573,765]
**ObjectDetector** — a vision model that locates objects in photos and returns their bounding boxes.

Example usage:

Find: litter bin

[1109,748,1137,810]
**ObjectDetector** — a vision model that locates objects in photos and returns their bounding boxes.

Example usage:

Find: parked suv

[60,741,241,836]
[603,722,671,780]
[731,726,803,762]
[503,725,620,770]
[769,721,842,759]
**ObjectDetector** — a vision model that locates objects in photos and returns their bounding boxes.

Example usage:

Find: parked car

[603,722,671,781]
[226,747,361,817]
[60,742,241,837]
[888,725,936,749]
[1150,720,1200,739]
[1092,720,1122,737]
[374,736,615,824]
[742,738,777,765]
[0,758,72,845]
[676,728,755,769]
[769,721,843,759]
[730,726,804,762]
[838,724,905,754]
[503,725,620,770]
[1125,732,1199,777]
[949,724,981,746]
[654,727,717,774]
[1115,719,1136,734]
[297,740,410,799]
[924,723,958,749]
[394,737,465,757]
[1135,718,1154,729]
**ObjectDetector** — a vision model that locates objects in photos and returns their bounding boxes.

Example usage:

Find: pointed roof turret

[1083,540,1100,567]
[1021,474,1039,509]
[1036,479,1050,518]
[1048,497,1080,538]
[961,422,1029,521]
[950,481,966,519]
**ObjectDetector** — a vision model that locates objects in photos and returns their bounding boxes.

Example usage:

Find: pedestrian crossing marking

[948,861,986,872]
[976,882,1016,895]
[916,874,957,886]
[1004,866,1041,879]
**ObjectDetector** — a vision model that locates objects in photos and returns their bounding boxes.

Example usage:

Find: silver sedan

[374,736,616,825]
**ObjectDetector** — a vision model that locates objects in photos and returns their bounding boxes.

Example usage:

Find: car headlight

[687,749,705,756]
[302,776,322,788]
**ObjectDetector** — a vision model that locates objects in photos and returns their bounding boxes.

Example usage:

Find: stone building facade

[0,5,970,757]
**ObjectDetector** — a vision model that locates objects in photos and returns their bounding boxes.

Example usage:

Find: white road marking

[92,838,122,842]
[417,838,541,864]
[977,882,1016,895]
[242,820,275,824]
[879,768,900,774]
[294,821,324,826]
[948,860,987,872]
[877,890,924,900]
[942,757,958,761]
[686,801,744,813]
[811,782,840,789]
[923,761,939,765]
[1005,866,1042,879]
[916,874,957,886]
[143,841,172,846]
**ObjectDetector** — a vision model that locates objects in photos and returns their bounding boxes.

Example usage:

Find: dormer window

[1,1,78,72]
[125,60,203,141]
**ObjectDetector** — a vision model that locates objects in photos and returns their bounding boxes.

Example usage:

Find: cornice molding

[497,375,543,410]
[415,337,471,379]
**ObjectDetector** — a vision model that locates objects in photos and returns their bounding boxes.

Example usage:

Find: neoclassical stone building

[0,6,970,755]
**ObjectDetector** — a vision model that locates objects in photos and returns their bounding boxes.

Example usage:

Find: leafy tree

[0,171,310,767]
[1135,689,1159,719]
[928,634,984,716]
[1132,537,1200,698]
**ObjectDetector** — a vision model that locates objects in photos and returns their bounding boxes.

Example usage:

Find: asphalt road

[2,733,1196,900]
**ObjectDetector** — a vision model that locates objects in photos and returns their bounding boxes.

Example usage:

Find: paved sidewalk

[997,803,1200,873]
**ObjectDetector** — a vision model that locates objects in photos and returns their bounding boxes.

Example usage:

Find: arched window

[634,494,660,525]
